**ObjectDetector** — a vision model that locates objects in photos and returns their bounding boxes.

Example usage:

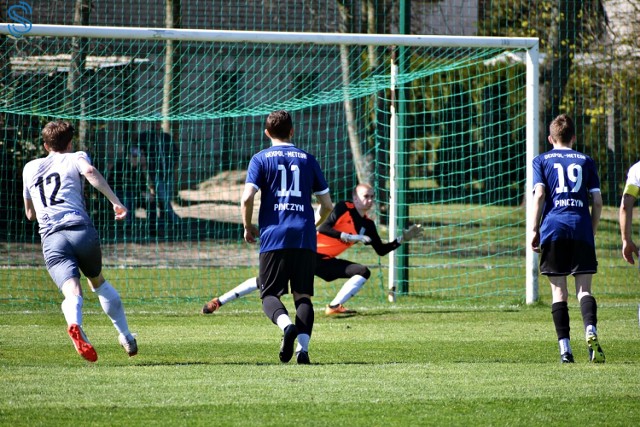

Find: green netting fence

[1,0,638,308]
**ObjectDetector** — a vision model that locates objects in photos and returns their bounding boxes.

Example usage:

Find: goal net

[0,25,539,306]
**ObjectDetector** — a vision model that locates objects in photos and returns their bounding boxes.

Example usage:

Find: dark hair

[265,110,293,140]
[42,120,75,151]
[549,114,575,144]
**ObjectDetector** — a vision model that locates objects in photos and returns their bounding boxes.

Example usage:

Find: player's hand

[244,224,260,244]
[402,224,423,242]
[113,204,128,221]
[340,232,372,244]
[531,230,541,253]
[622,240,639,265]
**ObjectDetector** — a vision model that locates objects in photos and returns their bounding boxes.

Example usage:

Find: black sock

[294,297,314,337]
[551,301,570,340]
[262,295,288,325]
[580,295,598,329]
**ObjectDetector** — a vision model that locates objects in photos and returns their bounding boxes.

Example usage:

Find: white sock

[558,338,572,354]
[586,324,597,336]
[93,281,130,336]
[296,334,310,353]
[219,277,259,305]
[330,275,368,306]
[61,294,83,326]
[276,314,293,331]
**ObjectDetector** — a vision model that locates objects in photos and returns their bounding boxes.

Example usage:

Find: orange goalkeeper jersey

[316,201,401,258]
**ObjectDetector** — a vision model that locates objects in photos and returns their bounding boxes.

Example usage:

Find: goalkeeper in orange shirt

[202,183,422,316]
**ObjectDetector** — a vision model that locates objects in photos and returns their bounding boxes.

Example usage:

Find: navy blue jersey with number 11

[532,148,601,247]
[246,143,329,253]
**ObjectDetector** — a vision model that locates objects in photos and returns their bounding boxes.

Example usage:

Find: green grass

[2,302,640,426]
[2,205,639,424]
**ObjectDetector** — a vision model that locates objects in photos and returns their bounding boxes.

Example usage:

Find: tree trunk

[0,1,12,125]
[67,0,92,151]
[163,0,182,143]
[540,0,580,136]
[338,1,369,187]
[364,0,390,222]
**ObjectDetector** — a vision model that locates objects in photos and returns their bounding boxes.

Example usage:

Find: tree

[67,0,92,151]
[477,1,614,200]
[163,0,182,142]
[337,0,370,187]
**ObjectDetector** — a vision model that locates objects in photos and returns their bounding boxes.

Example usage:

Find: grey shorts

[41,225,102,289]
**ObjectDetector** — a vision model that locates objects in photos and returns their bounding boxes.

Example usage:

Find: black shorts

[258,249,316,298]
[315,254,363,282]
[539,239,598,276]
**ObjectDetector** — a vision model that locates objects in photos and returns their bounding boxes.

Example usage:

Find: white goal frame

[0,24,540,303]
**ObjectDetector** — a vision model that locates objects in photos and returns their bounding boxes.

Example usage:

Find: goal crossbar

[1,24,539,49]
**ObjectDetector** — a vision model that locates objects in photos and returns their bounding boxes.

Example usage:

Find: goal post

[0,24,540,306]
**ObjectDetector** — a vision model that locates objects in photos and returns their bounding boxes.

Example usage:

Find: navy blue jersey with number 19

[246,143,329,253]
[532,148,601,247]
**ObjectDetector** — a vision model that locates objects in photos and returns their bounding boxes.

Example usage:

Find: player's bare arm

[530,184,546,253]
[620,193,638,264]
[77,156,128,221]
[241,183,259,243]
[315,193,333,227]
[23,197,37,221]
[590,191,603,237]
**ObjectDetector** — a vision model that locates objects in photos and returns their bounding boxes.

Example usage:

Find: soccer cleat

[586,333,605,363]
[119,333,138,357]
[325,304,357,315]
[279,324,298,363]
[201,297,221,314]
[296,351,311,365]
[67,324,98,362]
[560,352,575,364]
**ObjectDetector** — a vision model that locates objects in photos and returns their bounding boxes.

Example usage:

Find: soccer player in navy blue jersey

[202,183,423,317]
[531,114,605,363]
[241,110,333,364]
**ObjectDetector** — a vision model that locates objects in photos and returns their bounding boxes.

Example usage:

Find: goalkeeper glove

[340,232,372,244]
[400,224,423,243]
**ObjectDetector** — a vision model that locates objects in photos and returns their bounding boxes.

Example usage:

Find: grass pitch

[1,301,639,426]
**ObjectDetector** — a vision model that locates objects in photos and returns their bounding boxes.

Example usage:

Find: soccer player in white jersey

[620,160,640,264]
[22,120,137,362]
[531,114,605,363]
[241,110,333,364]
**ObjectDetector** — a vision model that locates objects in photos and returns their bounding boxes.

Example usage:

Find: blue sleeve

[246,155,262,189]
[532,156,544,189]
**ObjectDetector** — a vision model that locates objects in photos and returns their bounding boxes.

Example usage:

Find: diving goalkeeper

[202,183,423,315]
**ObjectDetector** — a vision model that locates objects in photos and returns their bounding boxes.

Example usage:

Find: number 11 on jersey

[277,164,301,197]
